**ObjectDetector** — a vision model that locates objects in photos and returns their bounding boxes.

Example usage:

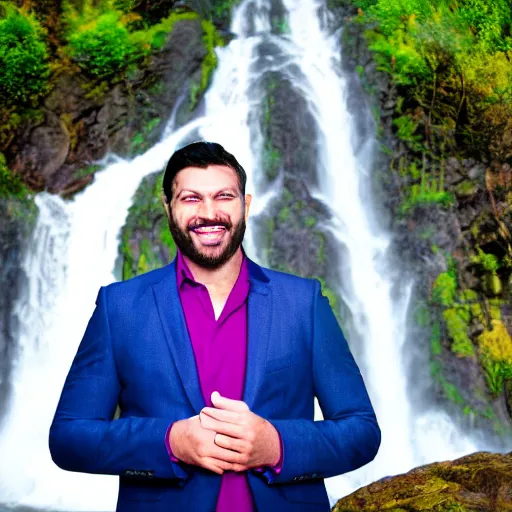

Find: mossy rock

[334,451,512,511]
[483,273,503,296]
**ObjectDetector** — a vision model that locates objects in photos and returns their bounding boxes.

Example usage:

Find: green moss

[0,152,29,198]
[414,302,430,327]
[440,374,465,405]
[130,117,161,155]
[74,164,101,179]
[432,269,457,307]
[455,179,478,197]
[263,143,281,182]
[419,224,435,239]
[471,247,500,274]
[430,360,467,408]
[313,275,340,317]
[393,114,423,151]
[120,172,175,279]
[443,307,475,357]
[430,321,442,356]
[278,206,290,223]
[190,19,225,109]
[304,215,316,228]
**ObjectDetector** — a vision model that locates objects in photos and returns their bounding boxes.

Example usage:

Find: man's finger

[211,391,249,412]
[209,443,247,464]
[200,456,229,474]
[214,433,247,453]
[200,413,245,438]
[201,407,241,424]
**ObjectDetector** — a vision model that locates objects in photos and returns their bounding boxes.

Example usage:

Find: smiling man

[49,141,381,512]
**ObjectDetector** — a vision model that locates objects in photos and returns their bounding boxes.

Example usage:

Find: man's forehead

[174,165,239,189]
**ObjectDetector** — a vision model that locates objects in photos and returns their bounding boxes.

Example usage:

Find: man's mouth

[191,225,227,245]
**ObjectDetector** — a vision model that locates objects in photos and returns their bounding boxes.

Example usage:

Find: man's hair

[162,141,247,204]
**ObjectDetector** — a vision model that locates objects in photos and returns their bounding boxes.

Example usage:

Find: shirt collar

[176,246,249,288]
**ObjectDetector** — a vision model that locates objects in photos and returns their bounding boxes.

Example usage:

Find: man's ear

[244,194,252,221]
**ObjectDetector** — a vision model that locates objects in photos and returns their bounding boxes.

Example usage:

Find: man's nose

[198,197,216,219]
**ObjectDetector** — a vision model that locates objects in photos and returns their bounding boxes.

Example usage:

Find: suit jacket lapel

[151,254,272,414]
[243,257,272,410]
[152,259,205,414]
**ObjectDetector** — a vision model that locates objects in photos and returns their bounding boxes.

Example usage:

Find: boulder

[334,451,512,512]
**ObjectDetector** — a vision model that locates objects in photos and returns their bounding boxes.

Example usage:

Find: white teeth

[195,226,225,233]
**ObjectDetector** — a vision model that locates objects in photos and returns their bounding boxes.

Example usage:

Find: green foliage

[130,116,161,155]
[65,9,139,79]
[130,10,199,55]
[64,2,198,80]
[200,20,224,90]
[432,263,457,307]
[456,0,512,51]
[443,307,474,357]
[0,5,50,105]
[414,302,430,327]
[471,247,500,274]
[357,0,512,161]
[0,152,28,198]
[313,275,340,316]
[73,164,101,179]
[430,320,442,356]
[431,360,465,404]
[392,114,423,150]
[304,215,316,228]
[400,169,455,213]
[263,144,280,181]
[189,19,225,109]
[278,205,290,223]
[478,319,512,396]
[210,0,241,20]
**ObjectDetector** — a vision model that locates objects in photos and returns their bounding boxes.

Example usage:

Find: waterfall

[0,0,488,510]
[277,0,479,499]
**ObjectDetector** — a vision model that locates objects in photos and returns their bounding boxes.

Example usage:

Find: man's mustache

[188,219,232,230]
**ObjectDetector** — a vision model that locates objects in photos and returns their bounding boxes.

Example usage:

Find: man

[49,141,381,511]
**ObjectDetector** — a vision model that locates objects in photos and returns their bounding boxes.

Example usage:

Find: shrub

[478,320,512,395]
[0,152,28,198]
[66,9,139,79]
[432,263,457,307]
[0,6,50,105]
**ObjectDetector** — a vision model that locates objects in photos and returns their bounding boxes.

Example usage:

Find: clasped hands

[169,391,280,475]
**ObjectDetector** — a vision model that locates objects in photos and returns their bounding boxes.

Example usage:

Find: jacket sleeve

[265,279,381,484]
[48,285,190,483]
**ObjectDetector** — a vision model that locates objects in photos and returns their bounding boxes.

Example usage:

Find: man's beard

[167,210,246,269]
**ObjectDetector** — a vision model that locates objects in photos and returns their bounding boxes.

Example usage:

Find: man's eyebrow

[177,188,238,198]
[176,189,199,198]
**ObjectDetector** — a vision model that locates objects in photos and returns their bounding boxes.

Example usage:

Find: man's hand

[169,415,249,475]
[199,391,281,472]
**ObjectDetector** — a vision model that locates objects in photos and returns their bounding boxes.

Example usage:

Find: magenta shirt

[165,248,282,511]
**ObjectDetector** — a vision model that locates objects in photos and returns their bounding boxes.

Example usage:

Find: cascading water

[277,0,481,499]
[0,0,494,510]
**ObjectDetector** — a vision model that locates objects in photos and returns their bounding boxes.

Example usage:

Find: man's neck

[183,248,244,291]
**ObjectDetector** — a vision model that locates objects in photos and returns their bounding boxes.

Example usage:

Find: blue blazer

[49,255,380,512]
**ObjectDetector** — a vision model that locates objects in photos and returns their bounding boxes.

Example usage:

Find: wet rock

[8,18,206,196]
[334,451,512,512]
[467,163,486,180]
[15,111,70,186]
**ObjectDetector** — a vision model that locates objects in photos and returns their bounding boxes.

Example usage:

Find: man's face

[164,165,252,269]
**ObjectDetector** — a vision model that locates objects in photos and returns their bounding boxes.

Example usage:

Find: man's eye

[219,194,234,198]
[183,196,199,201]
